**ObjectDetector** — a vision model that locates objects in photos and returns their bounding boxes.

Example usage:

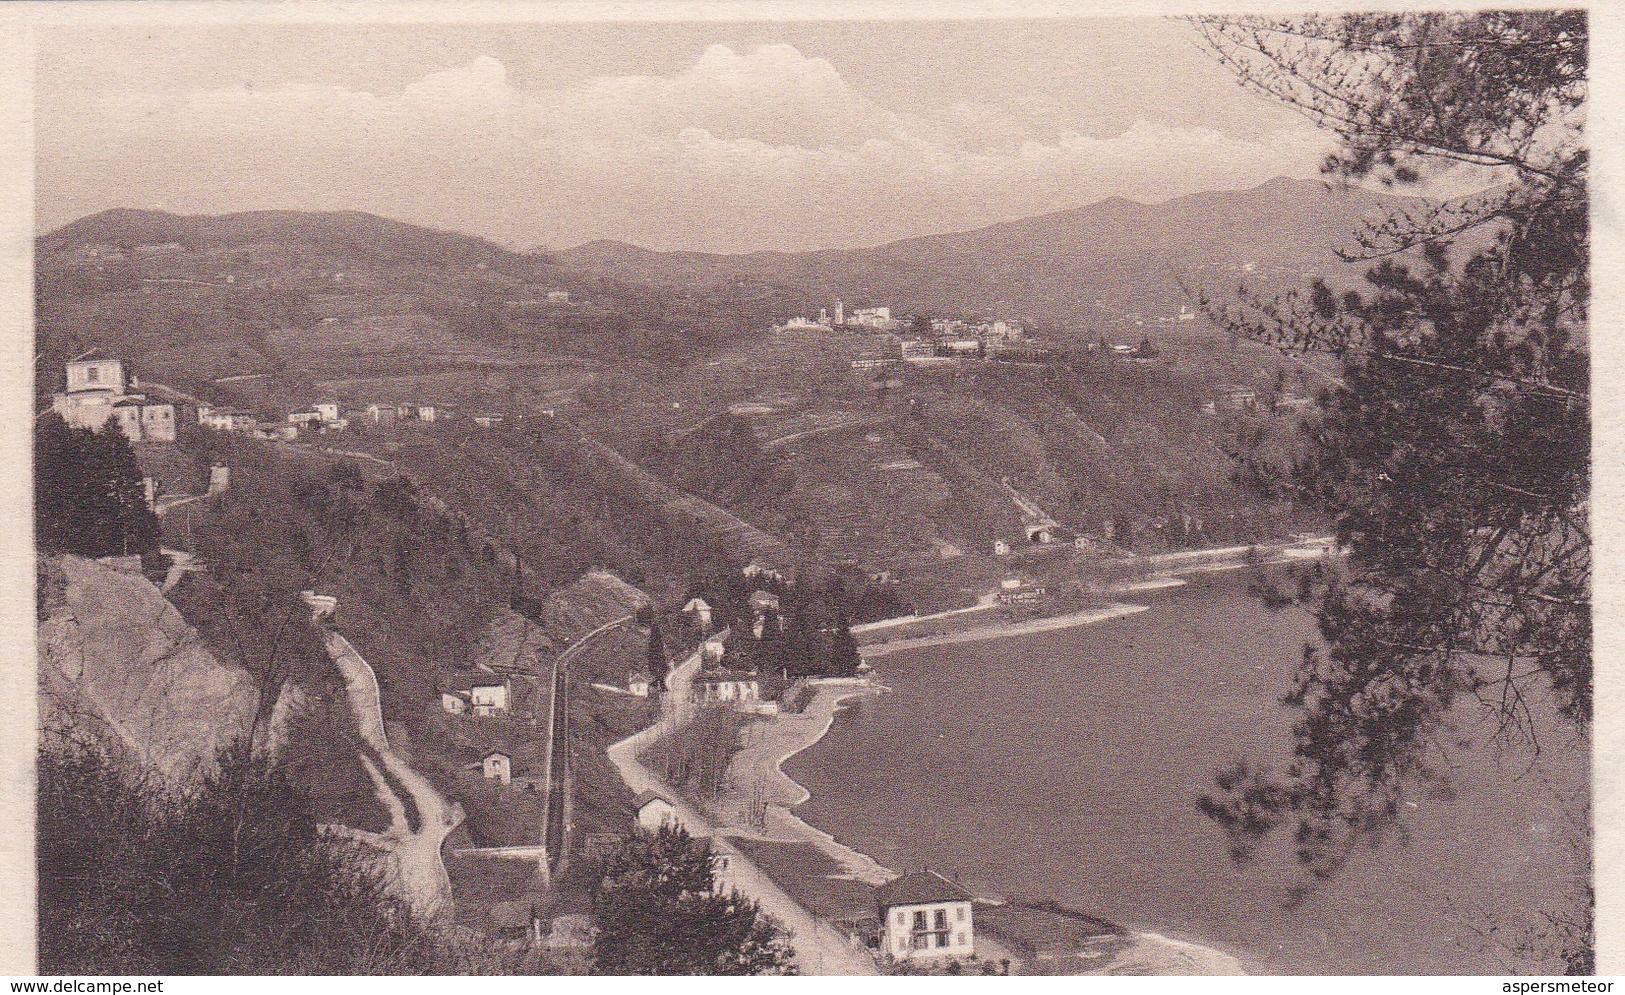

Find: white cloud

[37,45,1335,251]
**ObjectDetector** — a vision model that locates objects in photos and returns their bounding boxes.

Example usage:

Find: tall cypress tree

[829,609,860,677]
[646,621,667,691]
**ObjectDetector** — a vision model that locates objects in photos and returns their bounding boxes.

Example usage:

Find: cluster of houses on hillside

[199,398,446,441]
[778,301,1057,369]
[1199,384,1314,416]
[44,351,522,449]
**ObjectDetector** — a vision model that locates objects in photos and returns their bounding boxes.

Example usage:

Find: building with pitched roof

[876,870,976,962]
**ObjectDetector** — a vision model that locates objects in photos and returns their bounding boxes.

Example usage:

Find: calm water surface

[786,572,1584,974]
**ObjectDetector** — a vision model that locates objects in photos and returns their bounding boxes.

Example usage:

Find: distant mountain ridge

[558,176,1435,335]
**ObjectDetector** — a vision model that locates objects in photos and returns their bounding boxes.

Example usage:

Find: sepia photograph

[11,1,1595,979]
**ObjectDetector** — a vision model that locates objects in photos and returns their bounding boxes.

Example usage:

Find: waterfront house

[998,576,1048,605]
[633,790,681,832]
[877,870,976,962]
[693,668,762,705]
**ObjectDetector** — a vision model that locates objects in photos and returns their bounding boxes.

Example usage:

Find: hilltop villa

[50,357,177,443]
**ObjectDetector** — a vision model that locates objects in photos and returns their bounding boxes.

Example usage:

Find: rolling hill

[33,207,803,407]
[558,176,1433,338]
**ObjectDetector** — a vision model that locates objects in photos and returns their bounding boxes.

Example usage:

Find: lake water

[786,571,1586,974]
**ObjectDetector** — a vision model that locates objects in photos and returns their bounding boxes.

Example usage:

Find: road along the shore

[606,647,879,975]
[709,682,897,886]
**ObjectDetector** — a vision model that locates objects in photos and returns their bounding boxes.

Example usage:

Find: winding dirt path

[325,631,460,919]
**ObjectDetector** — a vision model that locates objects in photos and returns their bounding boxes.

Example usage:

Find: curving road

[605,639,878,975]
[325,631,460,920]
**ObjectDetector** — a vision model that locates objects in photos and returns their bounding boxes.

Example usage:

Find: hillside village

[38,284,1327,971]
[35,196,1334,975]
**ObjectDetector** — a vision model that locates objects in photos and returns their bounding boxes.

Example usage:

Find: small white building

[998,577,1047,605]
[470,680,510,716]
[742,560,782,582]
[627,672,653,698]
[314,401,341,422]
[299,590,338,621]
[482,751,513,785]
[682,596,714,630]
[441,674,510,716]
[634,790,680,832]
[993,540,1011,556]
[877,870,976,962]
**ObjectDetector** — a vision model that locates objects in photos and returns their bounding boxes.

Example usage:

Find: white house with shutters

[876,870,976,962]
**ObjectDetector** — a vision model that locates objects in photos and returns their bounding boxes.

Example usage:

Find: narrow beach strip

[859,602,1149,658]
[605,651,880,975]
[714,681,897,886]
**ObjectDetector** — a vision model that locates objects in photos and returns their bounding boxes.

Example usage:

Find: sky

[35,17,1346,253]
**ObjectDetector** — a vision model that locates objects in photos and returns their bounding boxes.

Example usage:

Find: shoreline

[858,601,1148,658]
[856,540,1333,660]
[608,607,1265,973]
[605,656,881,975]
[713,630,1256,974]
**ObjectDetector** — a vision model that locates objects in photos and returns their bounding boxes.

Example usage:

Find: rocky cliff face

[38,555,260,784]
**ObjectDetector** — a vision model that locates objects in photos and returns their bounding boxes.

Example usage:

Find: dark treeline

[35,412,160,560]
[687,568,903,678]
[590,825,795,975]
